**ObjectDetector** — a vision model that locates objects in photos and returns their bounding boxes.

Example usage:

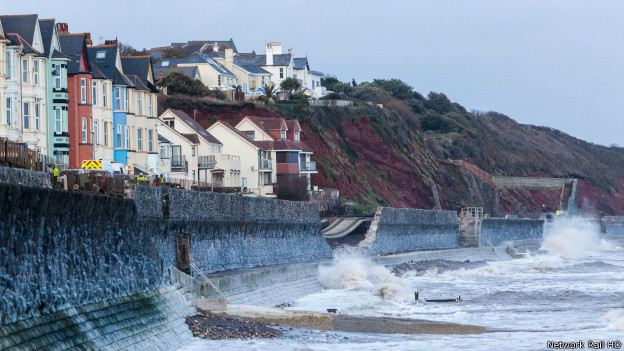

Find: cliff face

[159,95,624,215]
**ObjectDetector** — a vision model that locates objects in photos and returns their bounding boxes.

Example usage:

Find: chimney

[224,47,233,72]
[265,43,273,66]
[56,23,68,35]
[213,42,219,52]
[84,33,92,46]
[105,39,118,46]
[272,42,282,55]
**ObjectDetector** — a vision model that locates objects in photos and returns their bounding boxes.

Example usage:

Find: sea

[178,217,624,351]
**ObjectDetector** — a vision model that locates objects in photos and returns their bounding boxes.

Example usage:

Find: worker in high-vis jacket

[52,165,60,183]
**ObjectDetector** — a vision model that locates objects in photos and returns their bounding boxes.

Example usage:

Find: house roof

[167,109,223,145]
[309,70,323,76]
[153,58,185,68]
[87,45,120,81]
[121,56,158,92]
[253,139,313,152]
[58,34,89,74]
[90,63,107,79]
[158,134,171,144]
[6,33,40,54]
[154,66,199,81]
[234,53,292,67]
[239,64,270,75]
[209,121,263,149]
[293,57,308,70]
[180,133,200,144]
[0,14,38,45]
[127,75,148,90]
[184,53,236,77]
[285,120,301,132]
[245,116,286,131]
[51,49,69,59]
[38,19,55,56]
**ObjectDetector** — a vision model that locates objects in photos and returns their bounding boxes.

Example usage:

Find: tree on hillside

[157,71,211,97]
[372,78,420,101]
[321,76,340,91]
[280,77,301,96]
[118,42,147,57]
[426,92,453,114]
[263,82,277,102]
[161,46,189,59]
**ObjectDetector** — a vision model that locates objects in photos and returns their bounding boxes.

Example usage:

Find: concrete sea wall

[360,207,460,255]
[480,219,544,247]
[604,216,624,235]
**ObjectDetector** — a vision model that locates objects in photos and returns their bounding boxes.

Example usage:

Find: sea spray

[602,309,624,330]
[541,217,603,258]
[318,252,413,301]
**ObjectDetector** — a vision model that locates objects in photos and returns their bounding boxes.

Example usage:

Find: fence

[0,137,68,172]
[309,99,353,107]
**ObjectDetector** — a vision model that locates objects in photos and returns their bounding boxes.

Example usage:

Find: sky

[3,0,623,147]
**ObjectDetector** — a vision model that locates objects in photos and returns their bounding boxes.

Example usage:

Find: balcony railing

[171,155,187,172]
[259,159,272,170]
[300,161,316,172]
[198,155,217,169]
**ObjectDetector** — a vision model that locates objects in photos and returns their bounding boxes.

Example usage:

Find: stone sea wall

[480,218,544,246]
[0,165,51,188]
[133,187,333,274]
[0,184,165,326]
[361,208,460,254]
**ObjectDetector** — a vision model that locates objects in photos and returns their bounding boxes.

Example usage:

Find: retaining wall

[359,207,460,254]
[480,218,544,246]
[133,187,333,274]
[604,216,624,235]
[0,165,51,188]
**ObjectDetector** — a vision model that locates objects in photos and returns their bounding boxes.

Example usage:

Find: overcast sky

[4,0,623,146]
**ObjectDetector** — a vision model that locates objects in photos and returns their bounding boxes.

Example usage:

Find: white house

[158,109,222,183]
[234,42,294,91]
[207,121,275,196]
[176,52,236,89]
[293,57,325,98]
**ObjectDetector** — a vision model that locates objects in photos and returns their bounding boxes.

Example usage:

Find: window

[263,172,270,185]
[102,83,107,107]
[115,88,120,109]
[191,146,195,156]
[96,50,106,59]
[80,78,86,103]
[261,76,265,85]
[82,117,87,142]
[243,131,255,139]
[148,129,153,152]
[35,104,40,131]
[279,68,284,79]
[5,52,10,79]
[116,124,122,147]
[104,122,108,146]
[136,93,141,114]
[22,59,28,83]
[92,82,97,106]
[147,95,152,116]
[160,144,169,158]
[55,107,61,132]
[33,61,39,85]
[124,89,128,111]
[280,130,286,139]
[165,120,174,128]
[294,131,300,142]
[93,120,99,144]
[23,103,29,129]
[192,170,196,182]
[6,98,11,125]
[125,126,129,148]
[162,60,169,67]
[54,65,61,89]
[137,128,142,151]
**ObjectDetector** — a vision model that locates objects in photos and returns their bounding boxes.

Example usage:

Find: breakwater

[480,219,544,247]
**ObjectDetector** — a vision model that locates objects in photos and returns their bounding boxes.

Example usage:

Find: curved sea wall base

[479,219,544,247]
[0,285,194,351]
[359,207,460,255]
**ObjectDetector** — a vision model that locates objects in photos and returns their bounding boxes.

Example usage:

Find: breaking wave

[602,309,624,330]
[318,253,413,301]
[540,217,608,258]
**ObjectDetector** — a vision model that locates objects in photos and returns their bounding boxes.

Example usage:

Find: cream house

[89,63,115,163]
[158,109,221,183]
[210,48,271,92]
[176,52,236,89]
[207,121,275,196]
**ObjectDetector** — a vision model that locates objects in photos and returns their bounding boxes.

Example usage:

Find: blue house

[87,41,135,165]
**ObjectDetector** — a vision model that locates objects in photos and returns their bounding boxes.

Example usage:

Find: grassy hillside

[159,81,624,215]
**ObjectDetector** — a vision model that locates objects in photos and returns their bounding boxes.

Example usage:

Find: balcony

[198,155,217,169]
[259,159,272,171]
[171,155,187,173]
[300,161,317,172]
[221,154,241,172]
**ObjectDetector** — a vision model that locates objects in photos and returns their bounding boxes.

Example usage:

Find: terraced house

[39,19,70,165]
[121,56,159,175]
[0,14,49,155]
